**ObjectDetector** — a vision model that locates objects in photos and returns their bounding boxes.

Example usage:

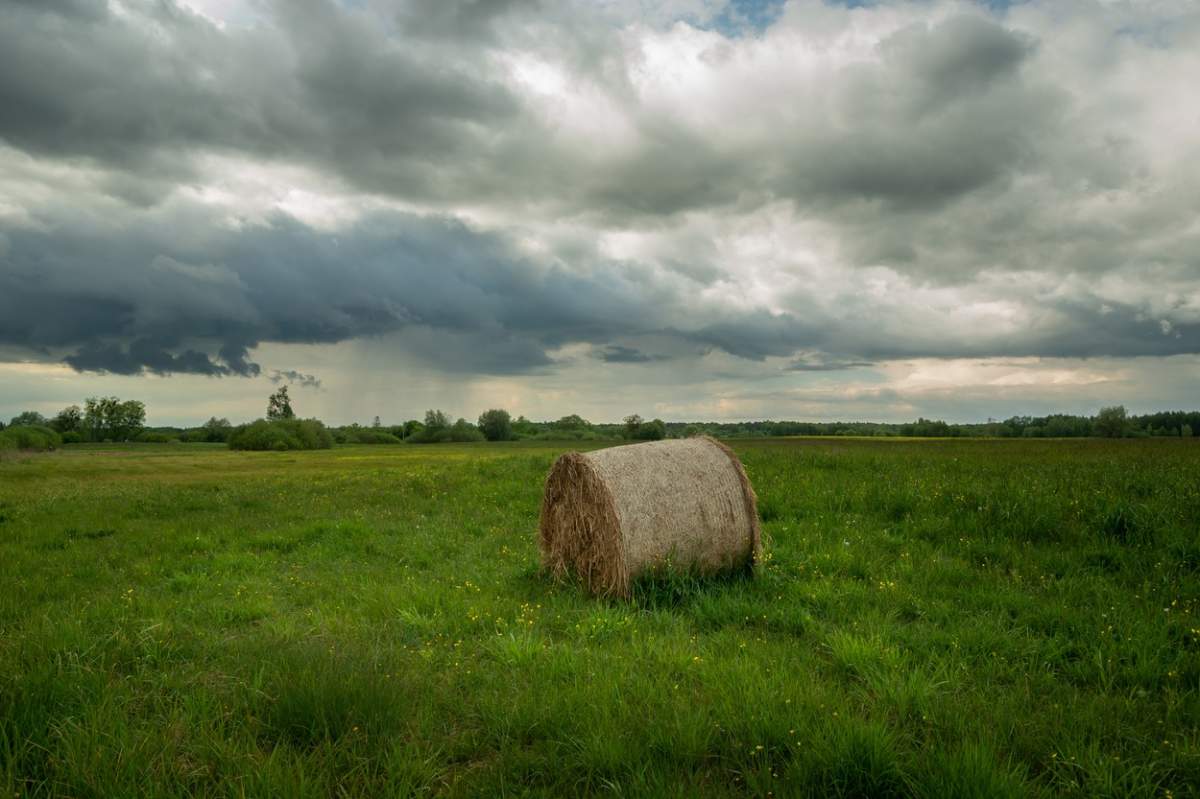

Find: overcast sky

[2,0,1198,426]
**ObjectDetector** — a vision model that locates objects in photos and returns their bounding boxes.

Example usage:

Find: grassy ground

[1,438,1197,797]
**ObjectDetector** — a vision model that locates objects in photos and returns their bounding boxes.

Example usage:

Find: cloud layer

[1,0,1198,420]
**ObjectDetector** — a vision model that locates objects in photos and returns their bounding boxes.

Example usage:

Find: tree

[623,414,644,439]
[51,405,83,434]
[424,409,450,431]
[8,411,47,427]
[633,418,666,441]
[477,408,513,441]
[1183,424,1194,438]
[228,418,333,451]
[83,398,107,441]
[512,415,538,438]
[1094,405,1129,438]
[201,416,233,442]
[372,415,381,428]
[267,386,295,420]
[82,397,145,441]
[112,400,146,440]
[407,414,483,443]
[451,418,484,441]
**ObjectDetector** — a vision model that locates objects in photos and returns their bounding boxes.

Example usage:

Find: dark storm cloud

[686,313,824,361]
[0,210,730,375]
[8,0,105,20]
[596,345,669,364]
[269,369,322,389]
[0,1,1054,221]
[393,0,543,41]
[392,327,557,375]
[1,0,1198,389]
[219,342,261,377]
[788,354,875,372]
[64,339,231,376]
[4,202,1197,378]
[0,0,526,204]
[841,302,1200,362]
[883,15,1032,112]
[782,16,1048,210]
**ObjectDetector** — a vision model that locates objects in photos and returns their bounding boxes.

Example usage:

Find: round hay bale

[539,436,761,597]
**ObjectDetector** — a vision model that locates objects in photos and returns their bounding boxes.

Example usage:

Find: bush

[227,419,334,451]
[341,429,403,444]
[360,431,402,444]
[407,418,485,444]
[1094,405,1129,438]
[8,411,48,428]
[195,417,233,443]
[633,418,667,441]
[61,431,82,444]
[527,429,602,441]
[477,409,513,441]
[0,425,63,451]
[135,431,178,443]
[331,425,403,444]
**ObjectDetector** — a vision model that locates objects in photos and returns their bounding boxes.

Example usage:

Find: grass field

[1,438,1198,797]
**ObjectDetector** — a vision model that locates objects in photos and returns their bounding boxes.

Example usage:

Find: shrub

[7,411,48,428]
[1094,405,1129,438]
[198,417,233,443]
[407,418,485,444]
[61,431,82,444]
[477,409,513,441]
[331,425,403,444]
[51,405,83,434]
[528,429,601,441]
[0,425,63,451]
[227,419,333,451]
[633,418,667,441]
[342,429,403,444]
[135,431,178,443]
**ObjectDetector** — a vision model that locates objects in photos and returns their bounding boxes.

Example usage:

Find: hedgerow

[227,419,333,451]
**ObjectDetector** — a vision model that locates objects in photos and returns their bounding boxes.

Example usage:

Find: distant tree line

[4,395,1197,454]
[1,396,147,451]
[629,406,1196,440]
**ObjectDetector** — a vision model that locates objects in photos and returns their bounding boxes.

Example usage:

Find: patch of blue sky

[709,0,787,36]
[707,0,1024,37]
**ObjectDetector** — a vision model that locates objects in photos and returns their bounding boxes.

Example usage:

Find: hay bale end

[538,436,761,597]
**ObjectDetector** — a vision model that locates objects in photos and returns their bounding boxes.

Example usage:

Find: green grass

[1,438,1197,797]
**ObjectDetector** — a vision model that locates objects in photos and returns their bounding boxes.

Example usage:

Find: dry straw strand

[539,436,760,597]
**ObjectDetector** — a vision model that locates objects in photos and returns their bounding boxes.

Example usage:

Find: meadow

[1,438,1197,797]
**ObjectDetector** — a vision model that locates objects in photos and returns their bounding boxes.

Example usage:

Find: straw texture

[539,436,760,597]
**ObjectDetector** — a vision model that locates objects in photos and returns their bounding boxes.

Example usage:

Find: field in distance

[1,438,1197,797]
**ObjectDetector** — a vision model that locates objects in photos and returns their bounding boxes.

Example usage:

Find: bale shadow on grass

[627,564,758,612]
